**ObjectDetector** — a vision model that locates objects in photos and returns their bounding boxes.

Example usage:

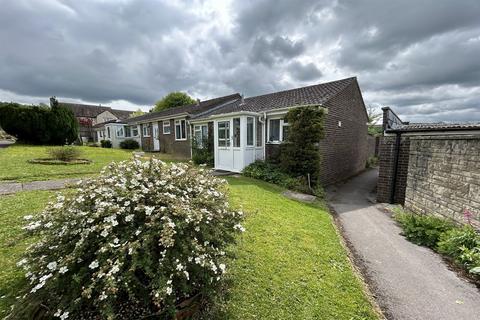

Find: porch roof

[192,77,356,120]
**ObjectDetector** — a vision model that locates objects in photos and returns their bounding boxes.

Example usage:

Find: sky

[0,0,479,123]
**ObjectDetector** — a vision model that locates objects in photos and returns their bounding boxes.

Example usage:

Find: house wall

[377,135,411,203]
[404,135,480,228]
[140,123,153,152]
[96,111,118,125]
[157,119,191,158]
[319,80,369,185]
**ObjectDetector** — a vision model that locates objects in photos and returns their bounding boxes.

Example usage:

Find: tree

[367,105,382,136]
[130,108,146,118]
[152,92,196,112]
[279,106,326,185]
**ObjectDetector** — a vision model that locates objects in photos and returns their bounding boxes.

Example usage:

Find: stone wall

[404,135,480,227]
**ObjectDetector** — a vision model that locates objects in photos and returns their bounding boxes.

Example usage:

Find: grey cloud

[288,61,322,81]
[249,36,305,66]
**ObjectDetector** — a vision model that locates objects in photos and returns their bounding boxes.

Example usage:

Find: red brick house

[101,77,369,185]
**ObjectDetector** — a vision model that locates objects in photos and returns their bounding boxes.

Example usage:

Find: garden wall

[404,135,480,228]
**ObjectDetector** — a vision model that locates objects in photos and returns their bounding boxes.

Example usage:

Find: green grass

[0,175,378,319]
[0,145,135,182]
[212,176,378,319]
[0,190,58,317]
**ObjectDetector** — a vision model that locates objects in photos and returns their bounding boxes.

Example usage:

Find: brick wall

[404,135,480,228]
[157,119,191,158]
[319,80,369,185]
[377,135,410,203]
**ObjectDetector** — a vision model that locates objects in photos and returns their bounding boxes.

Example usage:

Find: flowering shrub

[10,158,244,319]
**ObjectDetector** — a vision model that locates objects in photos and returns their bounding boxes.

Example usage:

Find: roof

[127,93,241,123]
[92,119,126,129]
[60,102,133,120]
[193,77,357,119]
[387,122,480,133]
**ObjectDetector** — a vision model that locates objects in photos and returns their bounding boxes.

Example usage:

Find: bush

[0,98,78,145]
[100,140,112,148]
[279,106,326,185]
[47,146,82,162]
[242,161,300,190]
[119,139,139,150]
[192,136,214,166]
[366,156,378,168]
[11,159,244,319]
[438,226,480,270]
[394,212,455,247]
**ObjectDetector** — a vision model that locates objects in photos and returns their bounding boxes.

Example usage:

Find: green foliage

[394,212,455,247]
[279,106,325,185]
[192,136,214,166]
[0,98,78,145]
[438,226,480,270]
[9,160,244,319]
[129,109,145,118]
[153,92,196,112]
[100,140,112,148]
[366,156,378,168]
[367,105,382,137]
[242,161,300,190]
[119,139,139,150]
[47,146,82,162]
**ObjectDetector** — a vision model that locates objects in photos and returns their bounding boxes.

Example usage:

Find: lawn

[209,176,379,319]
[0,190,58,317]
[0,175,378,319]
[0,145,185,182]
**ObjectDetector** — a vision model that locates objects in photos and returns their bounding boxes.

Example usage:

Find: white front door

[152,123,160,151]
[215,117,243,172]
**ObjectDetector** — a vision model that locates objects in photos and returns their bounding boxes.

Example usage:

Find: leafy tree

[48,97,79,144]
[367,105,382,136]
[279,106,326,185]
[129,108,145,118]
[152,92,196,112]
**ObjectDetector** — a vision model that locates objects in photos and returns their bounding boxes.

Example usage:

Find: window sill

[175,138,187,141]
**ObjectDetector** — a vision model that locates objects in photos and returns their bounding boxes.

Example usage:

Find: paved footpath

[0,178,81,195]
[328,169,480,320]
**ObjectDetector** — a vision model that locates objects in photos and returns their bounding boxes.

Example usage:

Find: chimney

[196,98,201,106]
[239,94,245,105]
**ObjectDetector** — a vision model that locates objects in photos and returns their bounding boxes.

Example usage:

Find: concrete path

[0,140,14,148]
[0,178,81,195]
[328,169,480,320]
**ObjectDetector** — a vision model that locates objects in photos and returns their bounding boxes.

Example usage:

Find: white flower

[17,258,27,267]
[100,229,109,237]
[125,214,134,222]
[124,201,130,207]
[233,224,246,232]
[89,260,99,269]
[47,261,57,271]
[176,263,184,271]
[219,263,226,273]
[24,215,33,220]
[183,270,189,280]
[166,286,173,295]
[59,266,68,274]
[60,311,69,320]
[110,264,120,274]
[144,206,155,216]
[135,230,141,236]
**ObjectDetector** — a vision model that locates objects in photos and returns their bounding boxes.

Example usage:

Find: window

[194,124,208,148]
[132,126,139,137]
[218,121,230,147]
[233,118,240,147]
[268,118,289,142]
[247,117,254,146]
[107,127,111,138]
[163,120,171,134]
[175,119,186,140]
[143,124,150,137]
[125,126,131,137]
[116,127,124,137]
[256,118,263,147]
[268,119,280,142]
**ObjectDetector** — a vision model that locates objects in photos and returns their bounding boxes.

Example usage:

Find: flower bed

[9,158,244,319]
[27,158,92,165]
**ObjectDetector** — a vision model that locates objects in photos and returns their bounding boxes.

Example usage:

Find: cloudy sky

[0,0,479,122]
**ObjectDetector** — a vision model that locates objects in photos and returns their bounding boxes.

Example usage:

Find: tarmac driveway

[328,169,480,320]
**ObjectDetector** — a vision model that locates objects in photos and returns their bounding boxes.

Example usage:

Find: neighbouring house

[100,77,370,185]
[58,101,133,142]
[377,107,480,227]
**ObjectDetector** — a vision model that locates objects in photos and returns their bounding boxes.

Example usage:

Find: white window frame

[267,117,289,143]
[143,124,151,137]
[217,121,230,148]
[246,116,255,147]
[194,124,208,148]
[256,117,263,147]
[175,119,187,141]
[116,126,124,138]
[163,120,171,134]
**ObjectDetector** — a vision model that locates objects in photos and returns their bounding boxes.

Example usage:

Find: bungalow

[97,77,369,185]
